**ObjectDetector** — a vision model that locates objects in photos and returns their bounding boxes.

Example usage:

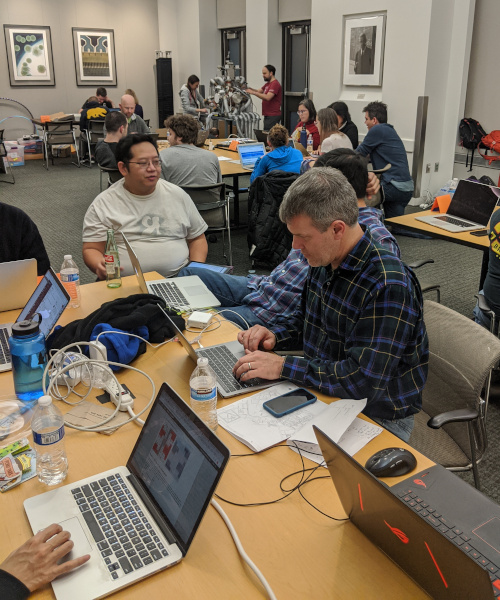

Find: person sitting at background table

[103,95,149,136]
[79,86,114,114]
[232,167,428,443]
[0,202,50,276]
[95,111,128,170]
[291,99,320,151]
[124,88,144,119]
[79,96,108,132]
[250,124,303,183]
[0,523,90,599]
[329,101,359,149]
[83,134,208,279]
[179,75,208,124]
[317,107,353,153]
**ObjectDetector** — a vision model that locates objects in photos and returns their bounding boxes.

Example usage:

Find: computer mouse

[365,447,417,478]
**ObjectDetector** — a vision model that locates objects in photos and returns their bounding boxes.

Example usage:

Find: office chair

[42,121,80,170]
[475,293,499,337]
[409,300,500,490]
[407,259,441,302]
[99,165,122,191]
[0,139,15,184]
[180,183,232,264]
[80,120,105,168]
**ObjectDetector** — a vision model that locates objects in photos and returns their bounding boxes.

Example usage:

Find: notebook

[121,232,220,311]
[0,268,70,373]
[237,142,266,171]
[314,426,494,600]
[24,381,230,600]
[0,258,37,312]
[162,311,279,398]
[415,179,500,233]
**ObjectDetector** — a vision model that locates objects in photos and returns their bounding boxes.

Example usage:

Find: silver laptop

[162,311,279,398]
[237,142,266,171]
[0,258,37,312]
[415,179,500,233]
[121,232,220,311]
[0,268,70,373]
[24,382,230,600]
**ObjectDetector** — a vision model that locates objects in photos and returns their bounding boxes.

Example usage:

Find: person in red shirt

[292,98,320,151]
[246,64,282,130]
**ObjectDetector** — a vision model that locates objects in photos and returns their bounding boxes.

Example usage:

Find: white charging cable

[210,499,277,600]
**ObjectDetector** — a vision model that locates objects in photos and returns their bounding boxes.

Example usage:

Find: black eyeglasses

[127,159,161,169]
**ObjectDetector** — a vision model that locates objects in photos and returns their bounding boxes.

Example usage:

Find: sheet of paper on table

[217,386,382,458]
[65,401,130,435]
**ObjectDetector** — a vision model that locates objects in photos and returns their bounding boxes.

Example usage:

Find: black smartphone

[263,388,317,418]
[470,230,488,237]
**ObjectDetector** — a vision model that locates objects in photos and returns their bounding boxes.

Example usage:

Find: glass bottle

[104,229,122,288]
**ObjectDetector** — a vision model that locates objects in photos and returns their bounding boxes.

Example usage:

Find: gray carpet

[3,159,500,501]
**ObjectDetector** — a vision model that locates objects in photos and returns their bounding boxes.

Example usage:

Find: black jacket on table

[0,569,30,600]
[0,202,50,276]
[247,170,299,269]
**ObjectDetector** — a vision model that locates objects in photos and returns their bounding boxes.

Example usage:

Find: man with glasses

[83,134,208,279]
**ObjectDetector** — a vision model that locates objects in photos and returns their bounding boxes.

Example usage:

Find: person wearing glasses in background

[83,134,208,280]
[291,99,320,151]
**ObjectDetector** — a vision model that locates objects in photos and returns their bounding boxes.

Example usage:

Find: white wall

[0,0,160,140]
[217,0,245,29]
[278,0,311,23]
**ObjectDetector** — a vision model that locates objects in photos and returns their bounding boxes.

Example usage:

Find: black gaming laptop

[314,426,494,599]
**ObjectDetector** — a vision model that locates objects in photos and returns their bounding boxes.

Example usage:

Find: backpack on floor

[459,118,487,170]
[478,130,500,166]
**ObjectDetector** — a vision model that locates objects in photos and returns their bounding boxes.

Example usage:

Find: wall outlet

[434,162,439,172]
[426,163,431,173]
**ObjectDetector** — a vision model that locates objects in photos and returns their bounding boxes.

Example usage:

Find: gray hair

[279,167,359,231]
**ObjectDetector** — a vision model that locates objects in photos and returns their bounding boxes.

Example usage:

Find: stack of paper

[217,384,382,462]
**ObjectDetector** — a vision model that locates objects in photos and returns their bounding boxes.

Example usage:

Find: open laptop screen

[238,143,265,166]
[17,267,69,338]
[448,180,500,225]
[127,383,229,555]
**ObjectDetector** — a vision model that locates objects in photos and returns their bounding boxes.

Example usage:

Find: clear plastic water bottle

[307,133,314,155]
[189,357,218,431]
[31,395,68,485]
[60,255,81,308]
[9,316,48,404]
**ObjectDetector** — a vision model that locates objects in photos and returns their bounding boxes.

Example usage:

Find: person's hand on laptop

[0,523,90,592]
[234,325,284,381]
[237,324,276,352]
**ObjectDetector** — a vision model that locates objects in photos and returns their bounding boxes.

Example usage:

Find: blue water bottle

[9,314,48,404]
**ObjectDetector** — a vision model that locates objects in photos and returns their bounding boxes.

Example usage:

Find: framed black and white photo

[72,27,117,86]
[343,15,386,87]
[3,24,55,86]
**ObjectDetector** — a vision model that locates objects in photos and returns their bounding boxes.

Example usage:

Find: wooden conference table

[387,209,491,288]
[0,274,434,599]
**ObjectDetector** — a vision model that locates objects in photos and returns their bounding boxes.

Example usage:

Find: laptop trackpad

[183,284,211,298]
[53,517,93,563]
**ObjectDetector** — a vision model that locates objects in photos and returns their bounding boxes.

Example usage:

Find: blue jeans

[382,182,413,219]
[473,290,493,330]
[177,267,266,329]
[372,414,414,443]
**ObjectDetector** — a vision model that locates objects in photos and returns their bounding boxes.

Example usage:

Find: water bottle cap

[38,395,52,406]
[11,316,42,337]
[197,357,209,367]
[64,254,72,260]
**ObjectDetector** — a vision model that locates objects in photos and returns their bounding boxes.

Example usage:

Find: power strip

[104,377,135,411]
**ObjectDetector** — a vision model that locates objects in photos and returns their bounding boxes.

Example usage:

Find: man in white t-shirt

[83,134,208,279]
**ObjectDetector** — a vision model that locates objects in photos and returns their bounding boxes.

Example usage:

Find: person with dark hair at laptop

[0,523,90,599]
[0,202,50,276]
[178,158,391,329]
[233,168,428,443]
[249,124,302,184]
[95,111,128,170]
[83,134,208,280]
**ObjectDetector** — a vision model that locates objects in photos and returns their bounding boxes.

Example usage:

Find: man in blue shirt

[233,167,428,442]
[356,101,414,219]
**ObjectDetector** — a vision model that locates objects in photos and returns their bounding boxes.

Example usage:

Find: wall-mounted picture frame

[3,24,55,86]
[72,27,117,86]
[343,14,386,87]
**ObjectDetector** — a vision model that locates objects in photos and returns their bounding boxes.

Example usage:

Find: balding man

[104,94,149,135]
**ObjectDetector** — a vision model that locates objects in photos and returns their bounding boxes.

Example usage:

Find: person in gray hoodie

[179,75,208,124]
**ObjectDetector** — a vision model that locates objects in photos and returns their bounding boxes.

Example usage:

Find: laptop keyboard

[149,281,188,309]
[435,215,475,227]
[72,472,168,580]
[397,487,500,596]
[0,328,10,365]
[197,345,263,393]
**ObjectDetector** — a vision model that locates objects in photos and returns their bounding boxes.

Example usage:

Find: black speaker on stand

[156,52,174,128]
